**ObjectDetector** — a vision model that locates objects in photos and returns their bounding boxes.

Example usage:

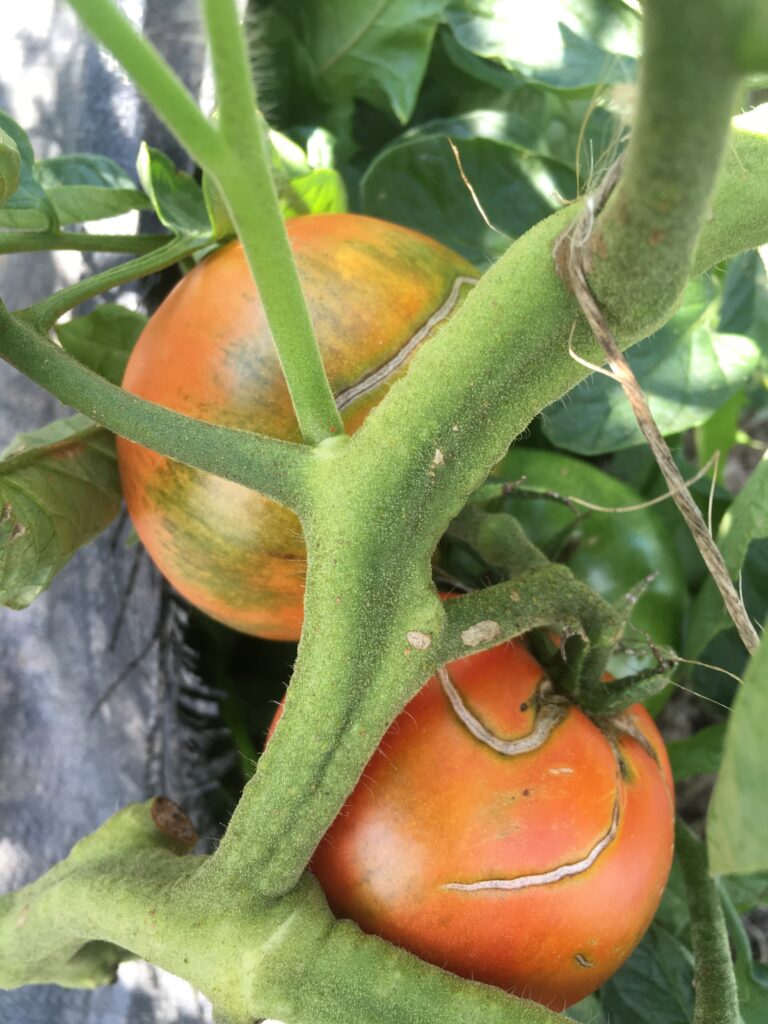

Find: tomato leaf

[543,279,761,455]
[708,619,768,876]
[0,416,122,610]
[599,924,695,1023]
[136,142,209,236]
[445,0,639,92]
[0,109,55,230]
[0,124,21,206]
[55,305,147,386]
[687,452,768,657]
[275,0,450,123]
[567,993,606,1022]
[362,131,574,263]
[35,154,151,225]
[667,724,726,782]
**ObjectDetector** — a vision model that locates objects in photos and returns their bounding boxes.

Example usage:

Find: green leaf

[543,277,761,455]
[0,416,121,610]
[567,993,606,1022]
[36,154,150,225]
[55,305,147,386]
[445,0,639,92]
[667,724,726,782]
[275,0,450,122]
[361,131,574,263]
[600,924,695,1024]
[282,169,348,218]
[708,621,768,876]
[0,110,55,230]
[687,452,768,656]
[0,125,21,206]
[136,143,210,236]
[723,872,768,913]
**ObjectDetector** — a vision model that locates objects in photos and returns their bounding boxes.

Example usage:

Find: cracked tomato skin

[272,640,674,1010]
[117,213,476,641]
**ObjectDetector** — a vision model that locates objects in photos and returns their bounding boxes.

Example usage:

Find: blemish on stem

[406,631,432,651]
[460,620,501,648]
[150,796,197,848]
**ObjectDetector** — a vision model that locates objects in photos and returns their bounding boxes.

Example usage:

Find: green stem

[66,0,343,446]
[676,821,740,1024]
[0,230,168,255]
[20,235,209,328]
[0,800,571,1024]
[200,0,344,444]
[586,0,743,333]
[0,304,311,510]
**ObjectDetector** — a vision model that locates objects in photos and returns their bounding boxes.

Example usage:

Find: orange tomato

[117,214,476,640]
[272,640,674,1010]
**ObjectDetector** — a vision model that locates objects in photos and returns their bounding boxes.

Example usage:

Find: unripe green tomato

[269,640,675,1010]
[494,449,687,665]
[117,214,476,640]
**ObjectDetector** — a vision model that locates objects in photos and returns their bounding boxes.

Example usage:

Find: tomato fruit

[117,213,476,640]
[273,640,674,1010]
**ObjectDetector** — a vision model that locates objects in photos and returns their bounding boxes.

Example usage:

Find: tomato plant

[1,3,768,1024]
[271,640,674,1011]
[118,213,475,640]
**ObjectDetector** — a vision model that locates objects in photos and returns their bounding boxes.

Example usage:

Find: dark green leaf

[361,132,573,263]
[0,125,21,205]
[0,110,55,230]
[276,0,450,123]
[667,724,726,782]
[600,924,695,1024]
[445,0,639,92]
[723,872,768,913]
[0,416,121,609]
[708,619,768,876]
[56,305,147,385]
[36,154,150,225]
[136,143,210,236]
[567,993,605,1022]
[543,277,760,455]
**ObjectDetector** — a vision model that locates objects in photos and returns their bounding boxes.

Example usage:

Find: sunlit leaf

[36,154,150,225]
[0,109,55,229]
[445,0,639,92]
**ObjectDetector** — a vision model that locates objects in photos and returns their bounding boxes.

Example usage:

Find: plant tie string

[556,156,759,655]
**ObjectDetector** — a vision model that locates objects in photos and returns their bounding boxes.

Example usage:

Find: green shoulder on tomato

[493,448,687,662]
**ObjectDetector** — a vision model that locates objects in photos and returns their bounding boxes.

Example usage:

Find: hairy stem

[66,0,343,445]
[201,0,343,444]
[676,822,740,1024]
[0,304,311,510]
[0,800,571,1024]
[211,115,768,896]
[0,231,167,255]
[585,0,743,331]
[20,235,208,328]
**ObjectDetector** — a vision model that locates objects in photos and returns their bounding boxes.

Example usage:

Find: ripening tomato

[271,641,674,1010]
[117,214,476,640]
